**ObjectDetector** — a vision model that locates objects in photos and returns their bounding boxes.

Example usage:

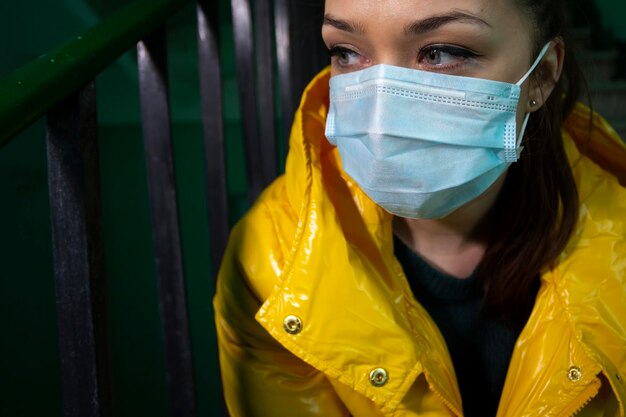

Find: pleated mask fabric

[325,43,550,219]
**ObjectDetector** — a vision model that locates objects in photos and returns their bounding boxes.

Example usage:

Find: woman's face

[322,0,535,80]
[322,0,551,147]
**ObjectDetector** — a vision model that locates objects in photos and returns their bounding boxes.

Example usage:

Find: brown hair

[478,0,584,326]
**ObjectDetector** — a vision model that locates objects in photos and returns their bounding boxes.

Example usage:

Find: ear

[526,38,565,112]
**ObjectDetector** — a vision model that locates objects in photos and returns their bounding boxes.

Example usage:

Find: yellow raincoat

[214,68,626,416]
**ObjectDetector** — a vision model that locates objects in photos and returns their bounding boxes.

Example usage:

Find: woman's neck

[393,174,507,278]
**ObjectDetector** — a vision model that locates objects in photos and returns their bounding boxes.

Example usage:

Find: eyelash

[328,46,364,66]
[328,44,480,72]
[418,44,480,70]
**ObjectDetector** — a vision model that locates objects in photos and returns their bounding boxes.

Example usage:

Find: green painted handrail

[0,0,191,148]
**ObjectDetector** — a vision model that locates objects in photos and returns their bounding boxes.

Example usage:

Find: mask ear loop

[509,41,553,159]
[516,112,531,150]
[516,41,552,87]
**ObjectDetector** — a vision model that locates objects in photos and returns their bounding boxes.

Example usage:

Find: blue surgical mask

[325,43,551,219]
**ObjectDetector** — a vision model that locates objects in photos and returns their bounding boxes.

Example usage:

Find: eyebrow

[322,11,490,36]
[323,15,366,34]
[404,11,491,36]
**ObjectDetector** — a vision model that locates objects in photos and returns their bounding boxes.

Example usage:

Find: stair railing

[0,0,307,415]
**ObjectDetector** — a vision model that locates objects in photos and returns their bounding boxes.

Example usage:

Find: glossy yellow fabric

[214,68,626,417]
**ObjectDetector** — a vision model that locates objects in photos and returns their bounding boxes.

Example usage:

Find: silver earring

[529,99,537,107]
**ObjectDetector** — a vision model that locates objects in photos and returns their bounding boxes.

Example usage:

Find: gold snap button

[283,315,302,335]
[369,368,389,387]
[568,366,582,382]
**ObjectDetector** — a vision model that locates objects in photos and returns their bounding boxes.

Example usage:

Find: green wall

[596,0,626,41]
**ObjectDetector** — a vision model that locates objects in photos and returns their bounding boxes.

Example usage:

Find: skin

[322,0,564,278]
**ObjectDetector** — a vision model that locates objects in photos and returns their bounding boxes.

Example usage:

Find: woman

[214,0,626,415]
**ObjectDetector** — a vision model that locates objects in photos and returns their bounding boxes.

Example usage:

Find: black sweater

[394,236,520,417]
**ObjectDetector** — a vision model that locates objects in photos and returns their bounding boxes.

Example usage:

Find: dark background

[0,0,623,416]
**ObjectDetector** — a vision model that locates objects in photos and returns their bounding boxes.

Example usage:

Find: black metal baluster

[197,3,229,415]
[46,82,112,417]
[253,0,278,180]
[197,0,229,277]
[137,27,197,417]
[288,0,328,104]
[273,0,294,150]
[231,0,270,204]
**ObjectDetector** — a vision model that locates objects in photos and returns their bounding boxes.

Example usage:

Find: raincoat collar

[257,67,626,415]
[259,67,462,412]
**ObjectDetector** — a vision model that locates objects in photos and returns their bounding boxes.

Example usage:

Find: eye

[418,45,479,71]
[425,49,449,65]
[328,46,366,69]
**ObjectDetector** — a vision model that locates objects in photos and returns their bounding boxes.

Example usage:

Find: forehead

[323,0,530,35]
